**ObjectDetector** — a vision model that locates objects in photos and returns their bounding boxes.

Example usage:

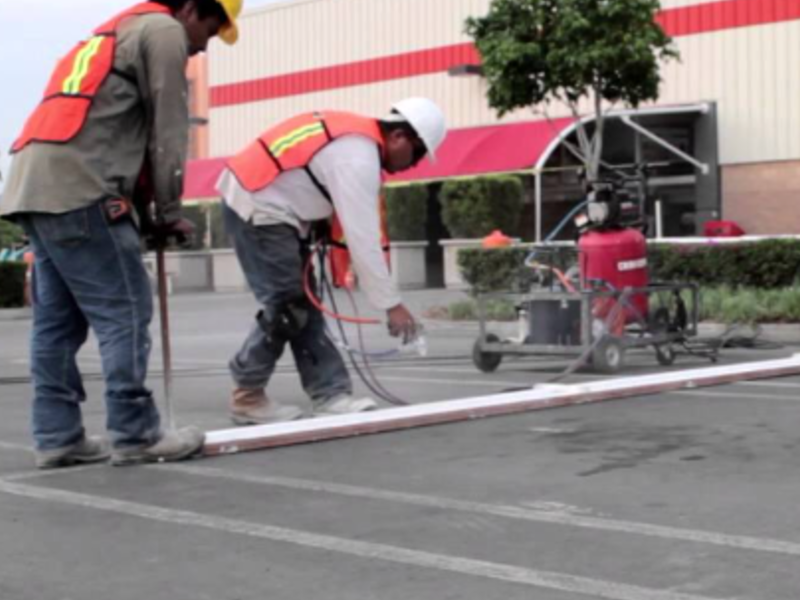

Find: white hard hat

[390,97,447,163]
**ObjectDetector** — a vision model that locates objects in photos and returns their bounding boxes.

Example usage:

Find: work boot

[35,435,111,470]
[230,387,305,426]
[111,426,205,466]
[314,394,379,416]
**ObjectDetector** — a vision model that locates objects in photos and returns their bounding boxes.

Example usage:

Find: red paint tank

[578,228,648,331]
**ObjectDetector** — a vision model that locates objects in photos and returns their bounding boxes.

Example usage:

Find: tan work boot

[35,435,111,470]
[230,387,305,426]
[110,426,205,466]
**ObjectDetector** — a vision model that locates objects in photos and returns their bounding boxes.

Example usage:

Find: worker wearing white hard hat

[217,99,448,425]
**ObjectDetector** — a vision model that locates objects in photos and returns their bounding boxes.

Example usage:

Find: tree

[0,219,24,249]
[466,0,678,181]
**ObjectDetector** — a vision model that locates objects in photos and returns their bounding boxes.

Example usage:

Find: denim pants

[20,203,160,451]
[223,203,351,403]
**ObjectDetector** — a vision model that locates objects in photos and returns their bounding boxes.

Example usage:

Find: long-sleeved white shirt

[217,134,402,310]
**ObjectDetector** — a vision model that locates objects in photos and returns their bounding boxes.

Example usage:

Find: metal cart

[471,282,702,374]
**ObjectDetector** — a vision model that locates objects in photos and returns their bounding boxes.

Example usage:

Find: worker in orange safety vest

[217,98,447,425]
[0,0,242,469]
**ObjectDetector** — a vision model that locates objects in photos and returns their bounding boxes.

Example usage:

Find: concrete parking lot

[1,290,799,600]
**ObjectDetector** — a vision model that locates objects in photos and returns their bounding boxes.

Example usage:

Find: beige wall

[187,56,209,159]
[207,0,800,167]
[723,161,800,234]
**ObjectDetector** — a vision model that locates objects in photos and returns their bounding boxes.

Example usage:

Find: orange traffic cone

[482,230,512,249]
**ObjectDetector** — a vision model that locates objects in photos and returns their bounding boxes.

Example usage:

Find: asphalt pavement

[1,290,800,600]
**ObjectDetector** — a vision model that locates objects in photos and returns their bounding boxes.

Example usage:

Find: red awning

[182,117,574,199]
[183,156,228,200]
[385,117,573,183]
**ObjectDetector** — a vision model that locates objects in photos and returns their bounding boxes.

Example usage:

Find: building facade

[193,0,800,236]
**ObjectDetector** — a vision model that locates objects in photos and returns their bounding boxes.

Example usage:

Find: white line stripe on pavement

[676,390,796,401]
[736,380,800,389]
[159,464,800,558]
[0,441,29,453]
[0,478,733,600]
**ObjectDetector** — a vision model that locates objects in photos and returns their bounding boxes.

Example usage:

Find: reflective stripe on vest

[227,111,385,193]
[11,2,172,154]
[62,36,107,95]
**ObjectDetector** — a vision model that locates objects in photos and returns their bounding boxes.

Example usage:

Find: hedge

[440,176,524,239]
[385,185,428,241]
[458,240,800,293]
[0,262,27,308]
[648,240,800,289]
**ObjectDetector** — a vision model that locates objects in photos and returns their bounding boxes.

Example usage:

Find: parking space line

[676,390,798,401]
[0,441,29,453]
[157,464,800,558]
[0,478,734,600]
[736,380,800,389]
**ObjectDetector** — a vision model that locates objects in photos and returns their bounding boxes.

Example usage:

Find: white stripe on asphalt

[0,478,733,600]
[159,464,800,558]
[736,380,800,389]
[675,390,796,401]
[0,441,29,453]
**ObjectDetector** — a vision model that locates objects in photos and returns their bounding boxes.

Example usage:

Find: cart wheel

[592,337,625,374]
[655,344,676,366]
[473,333,503,373]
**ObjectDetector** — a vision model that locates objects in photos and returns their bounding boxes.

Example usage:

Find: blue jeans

[223,203,351,403]
[20,203,160,451]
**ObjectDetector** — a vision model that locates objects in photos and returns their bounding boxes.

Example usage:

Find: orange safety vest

[227,111,386,193]
[228,111,391,288]
[11,2,172,154]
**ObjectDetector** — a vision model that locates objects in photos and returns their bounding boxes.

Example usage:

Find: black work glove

[145,217,196,250]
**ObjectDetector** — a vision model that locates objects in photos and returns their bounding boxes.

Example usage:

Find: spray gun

[398,325,428,357]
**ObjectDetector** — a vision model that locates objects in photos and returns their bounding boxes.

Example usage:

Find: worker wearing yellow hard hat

[1,0,245,470]
[216,0,243,45]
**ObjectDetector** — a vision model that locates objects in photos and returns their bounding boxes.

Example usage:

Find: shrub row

[0,262,27,308]
[385,175,526,241]
[435,286,800,324]
[648,240,800,289]
[459,240,800,293]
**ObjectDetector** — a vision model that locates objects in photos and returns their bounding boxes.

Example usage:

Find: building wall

[187,56,209,159]
[201,0,800,233]
[722,162,800,234]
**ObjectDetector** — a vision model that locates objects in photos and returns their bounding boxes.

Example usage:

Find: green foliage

[696,287,800,324]
[178,203,230,250]
[0,262,26,308]
[649,241,800,289]
[385,185,428,241]
[446,298,518,321]
[460,241,800,294]
[439,176,524,239]
[0,219,25,248]
[465,0,678,116]
[458,247,531,293]
[440,286,800,324]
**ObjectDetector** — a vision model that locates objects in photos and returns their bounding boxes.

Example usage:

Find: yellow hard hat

[216,0,242,45]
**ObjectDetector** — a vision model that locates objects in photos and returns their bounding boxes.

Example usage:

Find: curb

[0,307,32,322]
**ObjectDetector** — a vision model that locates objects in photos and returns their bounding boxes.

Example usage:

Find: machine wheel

[473,333,503,373]
[655,343,676,366]
[592,337,625,374]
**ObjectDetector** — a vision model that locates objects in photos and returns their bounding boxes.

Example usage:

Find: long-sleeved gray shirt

[0,13,190,223]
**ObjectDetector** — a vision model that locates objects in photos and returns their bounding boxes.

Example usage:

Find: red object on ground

[482,230,512,249]
[703,220,745,237]
[579,228,649,331]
